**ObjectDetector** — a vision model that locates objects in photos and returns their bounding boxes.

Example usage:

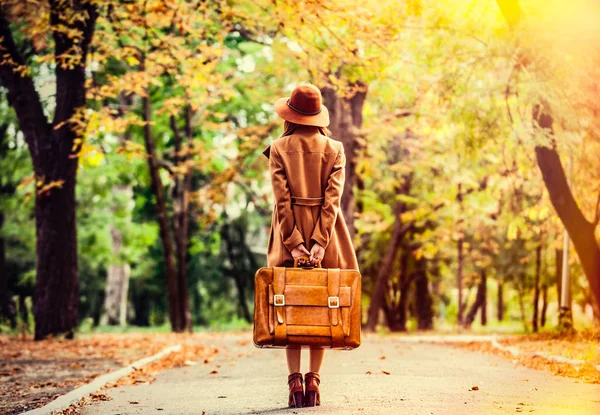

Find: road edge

[21,344,183,415]
[490,335,600,371]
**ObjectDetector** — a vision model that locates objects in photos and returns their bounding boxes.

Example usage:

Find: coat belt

[291,196,324,206]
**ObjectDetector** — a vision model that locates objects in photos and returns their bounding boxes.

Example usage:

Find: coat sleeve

[269,144,304,252]
[310,143,345,249]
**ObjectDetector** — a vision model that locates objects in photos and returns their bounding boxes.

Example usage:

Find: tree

[365,132,414,331]
[101,184,133,327]
[100,93,134,327]
[0,0,98,339]
[321,81,368,239]
[464,271,487,328]
[495,0,600,312]
[88,0,239,331]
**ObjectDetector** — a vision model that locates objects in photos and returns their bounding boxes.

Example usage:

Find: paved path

[82,333,600,415]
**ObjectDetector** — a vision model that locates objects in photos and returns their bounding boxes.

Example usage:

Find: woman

[263,83,359,408]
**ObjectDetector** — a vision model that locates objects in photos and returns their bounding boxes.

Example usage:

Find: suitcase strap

[272,267,345,348]
[327,268,345,348]
[273,267,287,346]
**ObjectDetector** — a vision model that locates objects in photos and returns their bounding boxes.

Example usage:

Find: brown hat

[274,83,329,127]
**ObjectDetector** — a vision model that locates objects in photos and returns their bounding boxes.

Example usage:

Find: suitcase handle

[294,255,322,268]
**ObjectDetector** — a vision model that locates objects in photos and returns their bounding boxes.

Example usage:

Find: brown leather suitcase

[253,257,362,349]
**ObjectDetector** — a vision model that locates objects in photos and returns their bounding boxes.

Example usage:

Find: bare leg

[286,346,301,373]
[309,347,325,373]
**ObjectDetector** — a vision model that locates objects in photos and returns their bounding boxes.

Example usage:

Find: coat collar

[263,127,322,159]
[262,145,271,159]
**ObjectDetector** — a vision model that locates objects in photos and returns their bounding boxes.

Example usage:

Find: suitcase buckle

[274,294,285,306]
[328,296,340,308]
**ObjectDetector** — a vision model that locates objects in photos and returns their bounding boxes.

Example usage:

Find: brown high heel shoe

[304,372,321,407]
[288,372,304,408]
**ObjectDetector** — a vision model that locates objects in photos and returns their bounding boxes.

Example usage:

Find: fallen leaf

[469,386,479,391]
[90,393,111,402]
[209,370,218,374]
[365,371,372,375]
[381,370,391,375]
[379,356,386,360]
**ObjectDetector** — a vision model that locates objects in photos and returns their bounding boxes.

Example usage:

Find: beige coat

[265,128,359,270]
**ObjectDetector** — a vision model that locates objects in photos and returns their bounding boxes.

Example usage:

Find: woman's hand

[309,243,325,267]
[291,243,311,261]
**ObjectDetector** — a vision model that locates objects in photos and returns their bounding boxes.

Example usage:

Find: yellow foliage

[78,143,104,168]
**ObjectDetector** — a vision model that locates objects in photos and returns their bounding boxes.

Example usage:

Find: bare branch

[0,11,49,163]
[158,159,175,175]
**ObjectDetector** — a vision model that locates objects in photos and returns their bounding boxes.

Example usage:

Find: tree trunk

[481,272,487,326]
[497,280,504,321]
[535,141,600,305]
[193,282,204,326]
[430,259,441,299]
[171,107,194,332]
[34,174,79,339]
[102,262,125,326]
[366,210,402,331]
[541,284,548,327]
[102,93,134,327]
[132,285,150,327]
[18,295,28,332]
[415,259,433,330]
[232,273,251,323]
[0,2,98,340]
[0,211,17,328]
[321,81,367,240]
[221,221,252,323]
[397,282,409,331]
[382,249,410,331]
[457,237,465,325]
[496,0,600,312]
[532,244,542,332]
[384,274,410,332]
[101,208,131,326]
[592,300,600,322]
[142,92,184,332]
[517,275,529,332]
[465,271,487,327]
[556,248,563,307]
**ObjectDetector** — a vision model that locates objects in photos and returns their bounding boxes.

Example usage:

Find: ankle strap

[288,372,303,384]
[304,372,320,384]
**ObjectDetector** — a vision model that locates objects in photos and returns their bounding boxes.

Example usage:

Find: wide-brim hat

[274,83,329,127]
